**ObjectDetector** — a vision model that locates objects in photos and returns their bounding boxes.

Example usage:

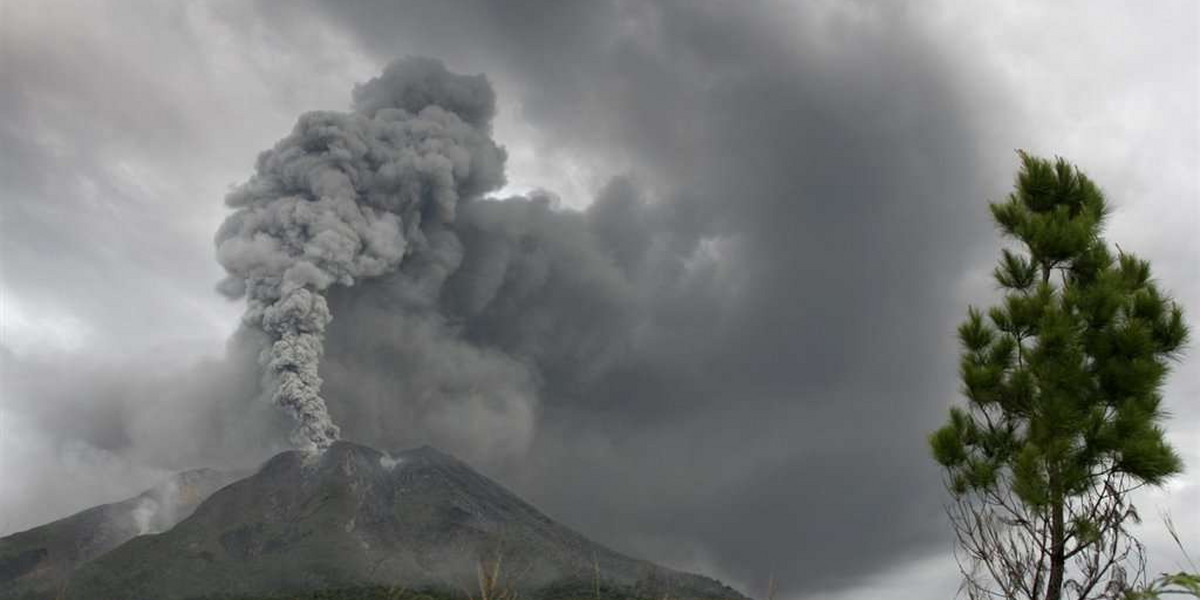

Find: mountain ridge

[3,441,745,600]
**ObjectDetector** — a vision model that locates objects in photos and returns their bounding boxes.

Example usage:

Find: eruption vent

[215,58,507,451]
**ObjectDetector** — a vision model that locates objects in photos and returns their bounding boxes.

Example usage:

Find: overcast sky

[1,2,1197,598]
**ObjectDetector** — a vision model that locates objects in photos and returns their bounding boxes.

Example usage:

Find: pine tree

[930,152,1189,600]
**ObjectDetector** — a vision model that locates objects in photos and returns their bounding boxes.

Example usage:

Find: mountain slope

[63,442,744,600]
[0,468,242,599]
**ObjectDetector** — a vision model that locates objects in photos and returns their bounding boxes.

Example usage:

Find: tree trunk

[1046,487,1066,600]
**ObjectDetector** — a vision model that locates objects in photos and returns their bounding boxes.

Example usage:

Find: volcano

[1,442,745,600]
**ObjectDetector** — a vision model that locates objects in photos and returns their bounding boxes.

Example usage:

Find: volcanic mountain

[2,442,745,600]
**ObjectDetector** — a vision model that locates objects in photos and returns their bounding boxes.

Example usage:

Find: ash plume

[215,57,506,451]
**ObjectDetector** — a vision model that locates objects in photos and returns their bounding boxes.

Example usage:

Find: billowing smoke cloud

[244,4,1006,591]
[195,19,997,588]
[215,57,506,451]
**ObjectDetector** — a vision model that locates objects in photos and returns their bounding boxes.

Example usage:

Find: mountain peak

[43,443,745,600]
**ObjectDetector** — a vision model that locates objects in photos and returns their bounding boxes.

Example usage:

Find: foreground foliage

[1124,572,1200,600]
